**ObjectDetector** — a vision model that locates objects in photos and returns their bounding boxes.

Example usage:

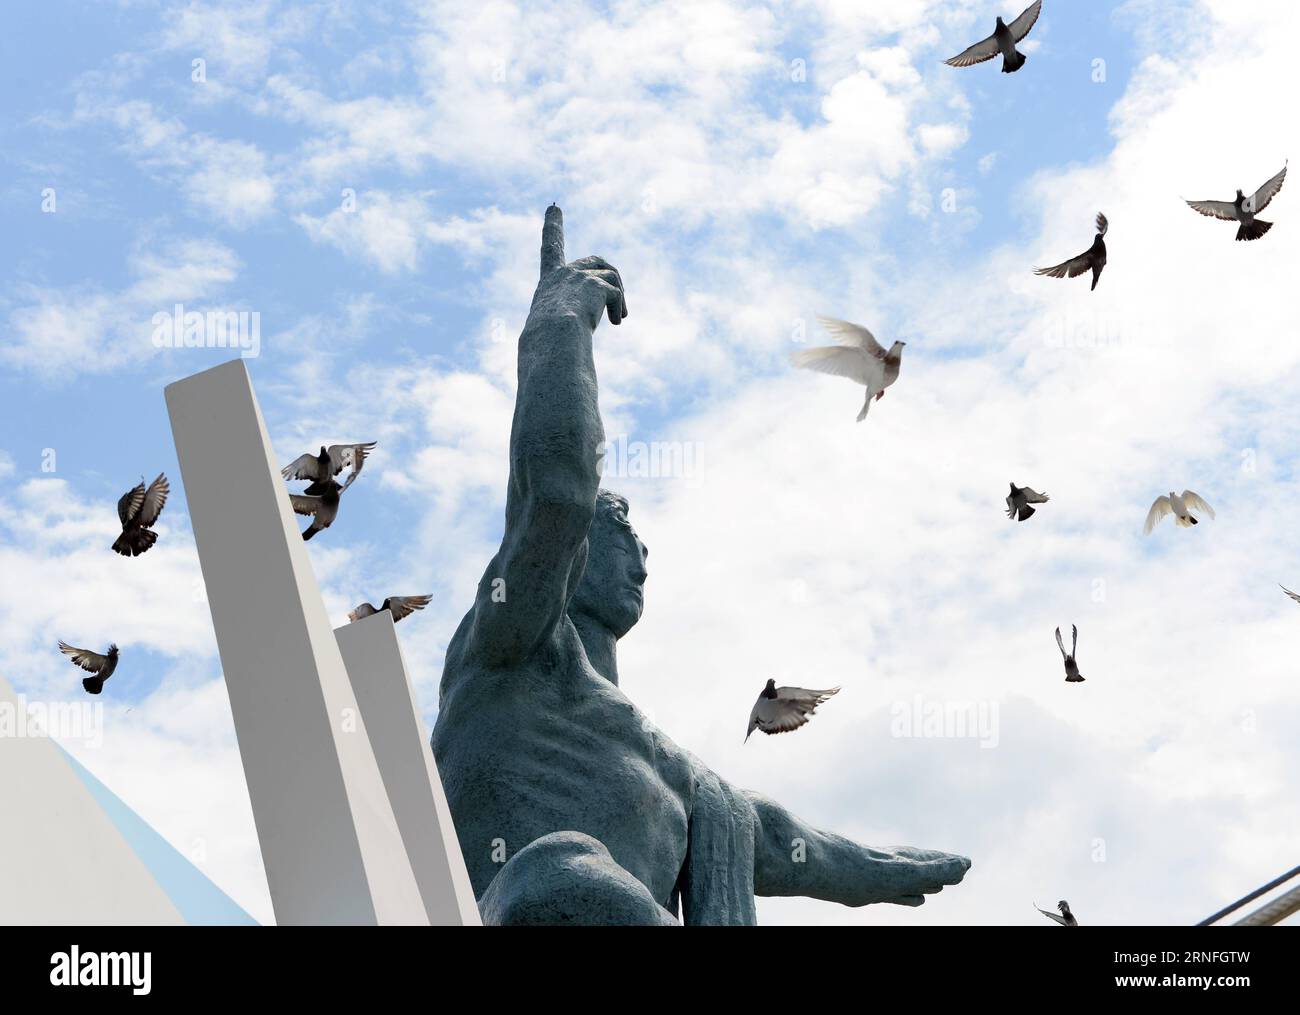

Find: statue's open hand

[533,204,628,329]
[865,847,972,908]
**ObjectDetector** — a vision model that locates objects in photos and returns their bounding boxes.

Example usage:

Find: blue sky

[2,0,1297,925]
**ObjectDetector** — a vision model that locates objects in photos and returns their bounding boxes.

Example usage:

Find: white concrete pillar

[165,359,426,925]
[335,613,481,925]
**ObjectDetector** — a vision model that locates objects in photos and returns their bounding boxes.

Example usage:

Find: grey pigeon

[1006,483,1049,521]
[290,478,345,541]
[1035,212,1108,291]
[59,641,119,695]
[945,1,1042,74]
[790,316,905,422]
[112,473,169,557]
[1036,900,1079,926]
[1055,626,1084,683]
[1186,164,1286,241]
[745,679,840,741]
[348,594,433,624]
[281,442,377,489]
[1281,585,1300,605]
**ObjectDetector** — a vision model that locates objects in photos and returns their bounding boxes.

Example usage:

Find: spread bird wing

[281,453,322,482]
[59,641,110,674]
[1185,199,1238,222]
[1035,903,1069,926]
[748,686,840,738]
[117,482,145,525]
[328,442,378,479]
[1280,585,1300,605]
[387,594,433,621]
[1034,251,1093,280]
[1055,627,1067,658]
[1006,490,1020,516]
[790,346,881,386]
[1022,487,1050,504]
[775,685,840,707]
[348,603,378,623]
[1071,624,1079,655]
[138,473,169,527]
[1095,212,1109,236]
[289,493,322,517]
[1180,490,1215,519]
[1144,496,1173,534]
[1249,164,1287,213]
[816,316,887,357]
[1009,0,1043,42]
[944,32,1000,68]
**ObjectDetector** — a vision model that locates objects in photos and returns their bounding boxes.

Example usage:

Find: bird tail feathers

[1002,50,1026,73]
[82,677,104,695]
[1018,505,1036,521]
[1237,219,1272,241]
[112,529,158,557]
[302,526,319,541]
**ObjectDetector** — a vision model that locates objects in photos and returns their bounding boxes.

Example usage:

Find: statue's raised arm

[464,206,628,667]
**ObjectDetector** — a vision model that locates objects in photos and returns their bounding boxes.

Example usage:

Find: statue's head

[570,489,649,638]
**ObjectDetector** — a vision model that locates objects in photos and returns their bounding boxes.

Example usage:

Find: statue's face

[571,491,649,637]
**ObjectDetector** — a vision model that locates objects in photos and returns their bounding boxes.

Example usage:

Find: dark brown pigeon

[112,473,169,556]
[1055,625,1084,683]
[1185,164,1287,241]
[281,442,376,488]
[289,478,344,541]
[59,641,119,695]
[1035,212,1108,291]
[945,1,1042,74]
[348,594,433,624]
[1007,483,1049,521]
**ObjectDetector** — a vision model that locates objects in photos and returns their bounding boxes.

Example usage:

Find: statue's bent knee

[479,831,678,926]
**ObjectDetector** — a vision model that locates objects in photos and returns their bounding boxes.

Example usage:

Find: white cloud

[4,237,241,377]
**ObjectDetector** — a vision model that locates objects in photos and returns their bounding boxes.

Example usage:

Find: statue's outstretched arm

[466,206,628,667]
[745,791,971,908]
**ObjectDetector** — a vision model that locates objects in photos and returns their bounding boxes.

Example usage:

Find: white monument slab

[335,613,480,925]
[166,359,427,925]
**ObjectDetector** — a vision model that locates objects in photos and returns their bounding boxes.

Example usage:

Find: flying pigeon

[281,442,377,489]
[1185,164,1287,241]
[1055,625,1084,683]
[111,473,169,557]
[1035,212,1108,291]
[58,641,119,695]
[348,594,433,624]
[290,478,346,541]
[790,316,905,422]
[945,1,1042,74]
[1144,490,1214,534]
[1280,585,1300,605]
[745,679,840,741]
[1007,483,1050,521]
[1035,900,1079,926]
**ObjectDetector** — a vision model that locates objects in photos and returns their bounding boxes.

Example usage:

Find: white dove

[1144,490,1215,534]
[790,316,905,422]
[745,679,840,741]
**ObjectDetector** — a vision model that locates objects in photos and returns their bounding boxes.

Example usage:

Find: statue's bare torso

[436,615,695,906]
